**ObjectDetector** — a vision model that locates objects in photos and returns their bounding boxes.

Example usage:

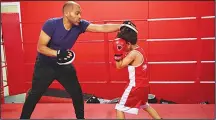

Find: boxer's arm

[115,51,136,69]
[37,30,57,57]
[86,23,121,33]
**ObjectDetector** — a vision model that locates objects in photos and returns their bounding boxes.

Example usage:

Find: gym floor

[1,103,214,119]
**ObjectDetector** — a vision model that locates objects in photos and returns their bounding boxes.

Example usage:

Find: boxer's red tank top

[127,46,149,87]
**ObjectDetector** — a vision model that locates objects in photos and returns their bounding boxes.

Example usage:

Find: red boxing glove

[113,38,127,61]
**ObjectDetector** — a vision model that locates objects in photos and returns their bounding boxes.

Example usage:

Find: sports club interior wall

[3,1,214,103]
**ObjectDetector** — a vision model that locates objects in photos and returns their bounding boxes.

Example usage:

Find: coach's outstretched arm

[86,23,121,33]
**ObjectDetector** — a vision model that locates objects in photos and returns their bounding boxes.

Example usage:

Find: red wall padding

[149,20,198,38]
[2,1,214,103]
[1,13,25,95]
[149,64,197,81]
[200,18,215,38]
[148,40,198,61]
[148,1,214,18]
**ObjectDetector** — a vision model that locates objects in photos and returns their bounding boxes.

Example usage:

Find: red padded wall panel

[201,39,215,61]
[149,20,198,38]
[75,64,108,82]
[24,64,34,84]
[136,41,149,57]
[150,83,201,103]
[77,32,105,41]
[148,1,215,18]
[23,43,37,63]
[149,64,196,81]
[1,13,25,95]
[199,84,215,104]
[109,65,129,83]
[80,83,127,99]
[76,1,148,21]
[149,1,199,18]
[21,23,43,43]
[200,18,215,38]
[137,41,148,49]
[200,63,215,81]
[135,21,149,40]
[196,1,215,16]
[20,1,65,23]
[72,42,105,63]
[148,40,198,61]
[21,1,148,22]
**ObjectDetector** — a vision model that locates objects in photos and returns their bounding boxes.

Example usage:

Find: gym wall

[1,1,215,104]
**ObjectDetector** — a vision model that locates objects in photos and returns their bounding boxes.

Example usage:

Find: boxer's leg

[140,86,162,119]
[56,64,84,119]
[143,105,162,119]
[116,110,125,119]
[20,59,56,119]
